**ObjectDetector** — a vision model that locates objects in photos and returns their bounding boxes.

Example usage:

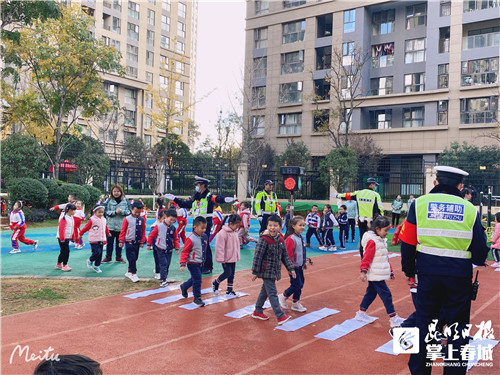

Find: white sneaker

[33,240,39,250]
[291,301,307,312]
[278,293,289,309]
[491,262,500,268]
[328,246,337,252]
[154,273,161,280]
[9,248,21,254]
[389,314,405,328]
[355,310,372,323]
[125,272,133,280]
[131,274,139,283]
[318,246,328,251]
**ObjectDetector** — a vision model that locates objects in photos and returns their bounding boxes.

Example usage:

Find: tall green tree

[275,141,311,168]
[1,133,48,181]
[2,4,123,179]
[319,147,358,193]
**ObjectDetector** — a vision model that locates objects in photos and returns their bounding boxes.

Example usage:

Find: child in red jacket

[56,204,77,271]
[9,201,38,254]
[119,201,147,283]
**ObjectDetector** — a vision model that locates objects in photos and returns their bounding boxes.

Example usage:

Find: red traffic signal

[283,176,298,192]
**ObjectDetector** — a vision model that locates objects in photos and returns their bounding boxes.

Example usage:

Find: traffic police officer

[336,177,384,257]
[399,166,489,374]
[254,180,279,234]
[165,176,234,274]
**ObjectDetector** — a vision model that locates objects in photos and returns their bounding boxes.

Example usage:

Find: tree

[319,147,358,193]
[152,134,192,168]
[247,140,275,198]
[123,136,151,170]
[349,134,383,172]
[1,133,48,181]
[314,43,370,148]
[2,4,123,179]
[275,140,311,168]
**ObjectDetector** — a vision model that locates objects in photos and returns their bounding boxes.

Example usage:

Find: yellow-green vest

[191,195,210,217]
[340,189,383,218]
[254,190,278,215]
[415,193,476,259]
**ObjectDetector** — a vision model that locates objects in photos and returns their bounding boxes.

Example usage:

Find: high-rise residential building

[243,0,499,185]
[79,0,198,152]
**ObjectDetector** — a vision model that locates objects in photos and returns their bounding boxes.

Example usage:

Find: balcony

[103,24,111,31]
[463,32,499,49]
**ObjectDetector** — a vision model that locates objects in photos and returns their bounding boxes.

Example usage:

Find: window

[146,51,154,67]
[438,64,449,88]
[313,110,329,131]
[369,110,392,129]
[252,86,266,107]
[173,120,183,135]
[372,9,395,35]
[283,0,305,9]
[254,27,268,49]
[177,22,186,38]
[124,89,137,106]
[147,30,155,47]
[344,9,355,33]
[281,51,304,74]
[126,66,137,78]
[176,41,184,53]
[160,55,168,67]
[463,26,500,50]
[145,115,152,129]
[403,107,425,127]
[372,43,394,68]
[439,27,450,53]
[279,82,303,104]
[341,75,354,98]
[461,58,499,86]
[161,15,170,32]
[175,100,183,112]
[282,20,305,44]
[405,38,426,64]
[252,116,265,136]
[113,0,122,11]
[175,81,184,96]
[178,2,186,18]
[123,131,135,141]
[128,1,139,19]
[145,94,153,110]
[438,100,448,125]
[104,83,117,98]
[147,9,155,26]
[314,78,330,100]
[279,113,301,134]
[342,42,355,66]
[146,72,153,84]
[440,1,451,16]
[175,61,185,74]
[370,76,393,95]
[161,35,170,49]
[253,57,267,79]
[124,110,136,126]
[255,0,269,15]
[317,14,332,38]
[145,134,152,148]
[406,3,426,29]
[160,75,168,89]
[127,23,139,40]
[126,44,138,62]
[404,73,425,92]
[112,16,121,33]
[316,46,331,70]
[162,0,170,12]
[460,96,498,124]
[464,0,500,12]
[149,0,156,4]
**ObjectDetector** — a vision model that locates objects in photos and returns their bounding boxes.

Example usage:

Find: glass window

[162,0,171,12]
[439,27,450,53]
[146,72,153,83]
[316,46,331,70]
[282,20,305,44]
[405,38,426,64]
[370,76,393,95]
[147,9,155,26]
[313,109,329,132]
[314,78,330,100]
[175,61,185,74]
[160,75,168,89]
[176,41,185,53]
[126,66,138,78]
[178,2,186,19]
[279,82,303,104]
[317,14,333,38]
[175,100,183,112]
[255,0,269,15]
[403,107,425,127]
[162,15,170,32]
[145,93,153,110]
[252,86,266,107]
[254,27,268,49]
[344,9,356,33]
[372,42,394,68]
[252,116,265,136]
[128,1,139,19]
[464,0,500,12]
[279,113,302,134]
[126,44,138,62]
[175,81,184,96]
[113,0,122,12]
[127,22,139,41]
[253,57,267,79]
[369,110,392,129]
[460,96,498,124]
[342,42,355,66]
[161,35,170,49]
[145,134,152,147]
[283,0,306,9]
[124,89,137,106]
[438,64,449,88]
[281,51,304,74]
[404,73,425,92]
[177,21,186,38]
[112,17,121,33]
[440,1,451,16]
[124,110,136,126]
[146,51,154,67]
[461,57,499,86]
[147,29,155,47]
[438,100,448,125]
[372,9,395,35]
[406,3,426,29]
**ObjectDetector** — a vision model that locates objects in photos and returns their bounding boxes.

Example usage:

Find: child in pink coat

[491,212,500,267]
[212,214,243,295]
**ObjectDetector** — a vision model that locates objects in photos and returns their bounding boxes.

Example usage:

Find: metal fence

[258,170,329,200]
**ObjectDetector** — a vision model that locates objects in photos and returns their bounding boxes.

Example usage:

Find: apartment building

[79,0,198,152]
[243,0,499,179]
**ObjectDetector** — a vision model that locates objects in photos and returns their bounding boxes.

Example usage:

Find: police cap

[434,166,469,184]
[194,176,210,186]
[264,180,274,186]
[366,177,379,186]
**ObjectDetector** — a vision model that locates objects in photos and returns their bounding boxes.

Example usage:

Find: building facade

[243,0,499,184]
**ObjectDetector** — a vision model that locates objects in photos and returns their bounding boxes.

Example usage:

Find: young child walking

[147,209,180,287]
[56,203,77,271]
[119,201,147,283]
[9,201,38,253]
[354,216,404,327]
[179,216,209,307]
[79,205,111,273]
[319,204,338,251]
[73,200,86,249]
[305,205,323,247]
[337,205,349,250]
[213,214,242,295]
[279,216,308,313]
[238,202,257,246]
[251,215,296,325]
[490,212,500,267]
[170,201,188,244]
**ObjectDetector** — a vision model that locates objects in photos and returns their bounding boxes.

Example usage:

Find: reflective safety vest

[415,193,476,259]
[191,195,211,217]
[254,190,278,216]
[340,189,383,219]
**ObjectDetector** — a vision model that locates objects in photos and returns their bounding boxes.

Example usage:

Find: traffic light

[280,166,305,192]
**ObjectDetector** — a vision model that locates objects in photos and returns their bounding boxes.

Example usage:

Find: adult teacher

[102,185,131,264]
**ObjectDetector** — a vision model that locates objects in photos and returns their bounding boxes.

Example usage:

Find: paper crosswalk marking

[124,285,180,299]
[276,308,340,332]
[225,301,272,318]
[180,292,249,310]
[151,287,213,304]
[315,316,377,341]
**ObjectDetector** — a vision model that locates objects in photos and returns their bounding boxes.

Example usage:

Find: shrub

[6,178,48,209]
[56,183,91,208]
[84,185,102,210]
[28,208,48,222]
[39,179,61,207]
[140,198,154,210]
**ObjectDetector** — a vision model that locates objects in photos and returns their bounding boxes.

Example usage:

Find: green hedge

[39,179,60,208]
[57,183,91,209]
[84,185,102,210]
[7,178,48,209]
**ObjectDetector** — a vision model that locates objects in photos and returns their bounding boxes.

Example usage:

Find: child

[79,205,111,273]
[344,199,358,243]
[305,205,323,247]
[73,200,86,249]
[56,203,77,271]
[251,214,296,325]
[170,201,188,244]
[354,216,404,328]
[9,201,38,253]
[119,201,147,283]
[179,216,209,307]
[147,209,180,287]
[337,205,349,250]
[50,193,77,219]
[282,204,291,232]
[213,214,242,295]
[139,199,147,221]
[150,208,165,280]
[319,204,338,251]
[490,212,500,267]
[238,202,257,246]
[279,216,308,313]
[210,206,224,242]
